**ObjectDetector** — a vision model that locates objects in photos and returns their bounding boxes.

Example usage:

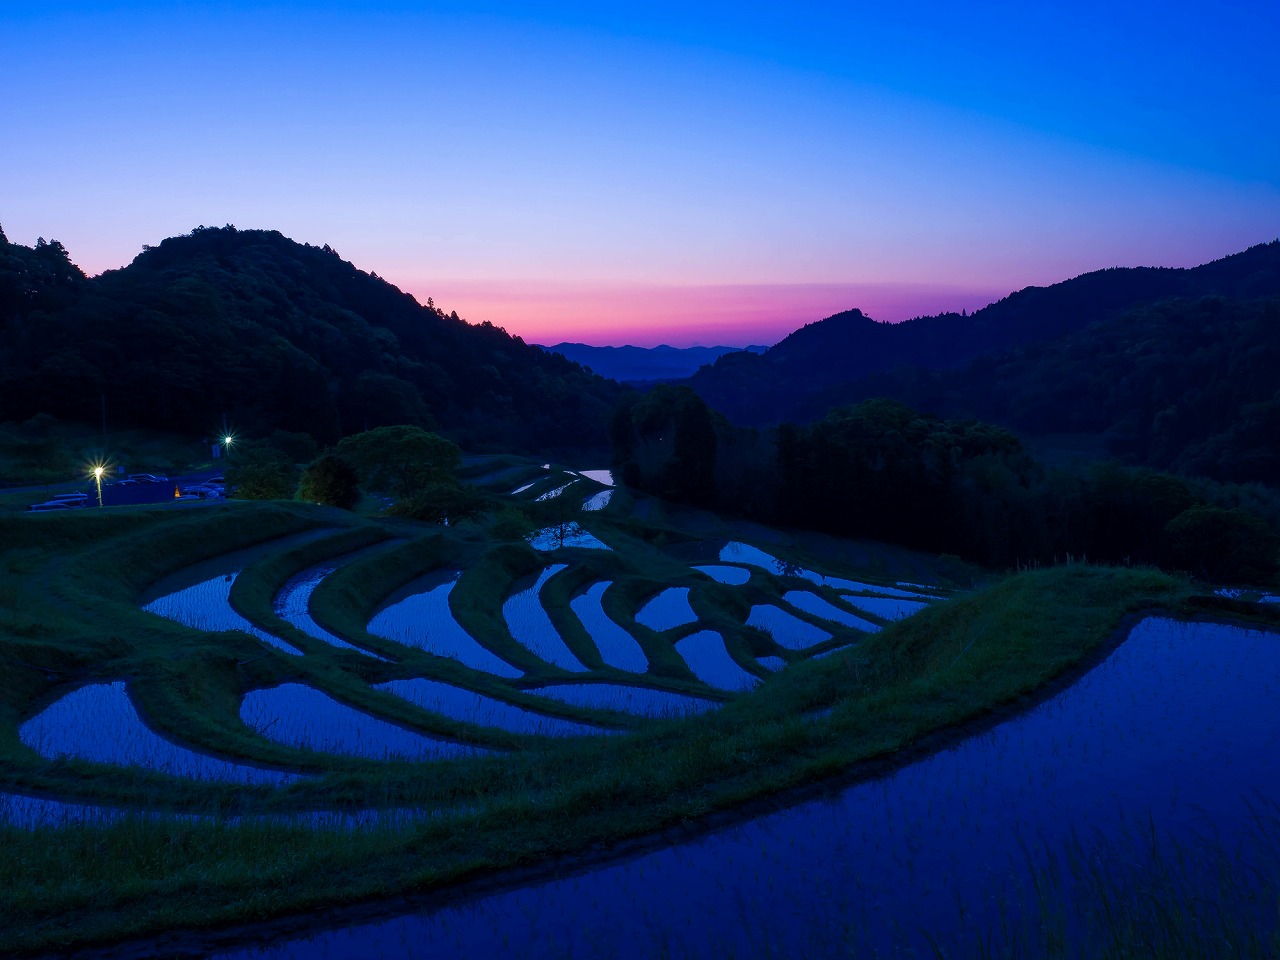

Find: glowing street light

[92,464,105,508]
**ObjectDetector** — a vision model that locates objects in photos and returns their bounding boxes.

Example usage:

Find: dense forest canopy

[684,242,1280,437]
[0,225,620,453]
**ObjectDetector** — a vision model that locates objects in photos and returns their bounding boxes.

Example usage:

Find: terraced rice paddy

[206,617,1280,959]
[21,682,297,784]
[0,491,1020,955]
[368,571,524,677]
[375,678,600,737]
[528,682,719,717]
[674,631,758,691]
[635,587,698,631]
[746,604,832,649]
[504,565,589,671]
[570,582,648,672]
[241,683,487,761]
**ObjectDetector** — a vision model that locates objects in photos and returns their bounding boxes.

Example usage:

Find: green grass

[0,491,1236,956]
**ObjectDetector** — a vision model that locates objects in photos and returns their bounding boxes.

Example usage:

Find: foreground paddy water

[209,618,1280,958]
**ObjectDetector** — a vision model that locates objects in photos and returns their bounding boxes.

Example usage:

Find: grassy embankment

[0,497,1222,955]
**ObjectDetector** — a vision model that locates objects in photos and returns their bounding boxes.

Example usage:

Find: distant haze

[420,279,1006,347]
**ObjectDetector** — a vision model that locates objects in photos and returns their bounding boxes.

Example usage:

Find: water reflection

[503,566,588,672]
[211,619,1280,959]
[21,682,297,784]
[635,587,698,632]
[570,582,648,673]
[241,684,487,761]
[674,631,758,691]
[368,571,524,679]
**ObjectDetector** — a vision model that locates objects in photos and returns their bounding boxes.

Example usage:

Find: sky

[2,1,1278,346]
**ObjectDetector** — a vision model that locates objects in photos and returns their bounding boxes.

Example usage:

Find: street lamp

[93,465,104,508]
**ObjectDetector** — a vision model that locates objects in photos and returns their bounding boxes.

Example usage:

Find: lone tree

[335,425,461,500]
[297,452,361,509]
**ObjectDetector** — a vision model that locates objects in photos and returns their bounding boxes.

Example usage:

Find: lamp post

[93,466,104,508]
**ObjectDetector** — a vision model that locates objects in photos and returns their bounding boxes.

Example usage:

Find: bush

[297,453,360,509]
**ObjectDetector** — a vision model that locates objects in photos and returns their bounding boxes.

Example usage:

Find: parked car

[181,484,224,499]
[49,493,88,507]
[27,501,72,512]
[128,473,169,484]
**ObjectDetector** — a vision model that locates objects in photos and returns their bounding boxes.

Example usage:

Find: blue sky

[3,1,1277,344]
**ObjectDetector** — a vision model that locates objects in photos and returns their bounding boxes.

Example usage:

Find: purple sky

[3,2,1277,346]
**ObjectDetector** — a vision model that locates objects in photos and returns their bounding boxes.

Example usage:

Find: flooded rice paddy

[527,523,612,551]
[745,605,832,649]
[20,682,298,784]
[528,683,719,717]
[673,631,759,691]
[781,590,877,630]
[374,678,600,737]
[569,582,648,673]
[503,566,589,672]
[581,489,614,511]
[368,571,524,678]
[692,564,751,585]
[210,617,1280,959]
[634,587,698,631]
[275,555,393,659]
[839,594,928,621]
[241,684,488,761]
[142,570,303,656]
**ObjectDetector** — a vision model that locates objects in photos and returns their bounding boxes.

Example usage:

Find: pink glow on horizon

[411,279,1008,347]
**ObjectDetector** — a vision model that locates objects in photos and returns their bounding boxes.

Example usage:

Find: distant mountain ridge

[542,342,769,383]
[685,241,1280,426]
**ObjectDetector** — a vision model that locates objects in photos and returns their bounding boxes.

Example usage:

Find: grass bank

[0,503,1192,956]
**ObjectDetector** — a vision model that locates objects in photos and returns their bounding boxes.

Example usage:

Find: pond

[673,631,758,692]
[210,617,1280,959]
[634,587,698,632]
[503,566,589,672]
[374,679,601,737]
[367,571,524,679]
[570,582,648,673]
[19,682,298,785]
[240,684,488,762]
[528,683,719,718]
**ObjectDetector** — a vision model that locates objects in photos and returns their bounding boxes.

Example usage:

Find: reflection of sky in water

[528,683,718,718]
[143,571,302,655]
[368,571,523,679]
[582,489,614,511]
[635,587,698,631]
[20,682,297,784]
[527,524,611,551]
[241,684,487,761]
[570,582,648,673]
[503,566,588,672]
[275,557,391,659]
[674,631,758,692]
[840,595,928,621]
[797,569,931,599]
[211,619,1280,959]
[782,591,878,631]
[577,470,614,486]
[376,679,599,737]
[692,564,750,585]
[534,480,577,501]
[746,605,831,650]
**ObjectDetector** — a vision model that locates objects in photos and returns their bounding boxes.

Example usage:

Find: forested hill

[685,241,1280,426]
[801,295,1280,486]
[0,226,620,452]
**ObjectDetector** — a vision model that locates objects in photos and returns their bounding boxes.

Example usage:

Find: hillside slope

[685,241,1280,426]
[0,226,619,452]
